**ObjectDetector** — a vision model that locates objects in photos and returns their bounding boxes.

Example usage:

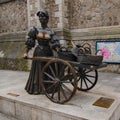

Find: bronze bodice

[37,32,51,40]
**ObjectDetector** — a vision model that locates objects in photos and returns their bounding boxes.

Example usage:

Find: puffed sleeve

[50,32,60,50]
[25,27,37,50]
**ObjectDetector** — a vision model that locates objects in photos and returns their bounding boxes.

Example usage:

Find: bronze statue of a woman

[24,9,60,94]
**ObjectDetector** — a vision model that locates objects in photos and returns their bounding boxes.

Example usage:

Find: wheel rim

[41,59,77,104]
[77,67,98,91]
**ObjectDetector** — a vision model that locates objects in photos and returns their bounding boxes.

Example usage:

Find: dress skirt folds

[25,45,53,94]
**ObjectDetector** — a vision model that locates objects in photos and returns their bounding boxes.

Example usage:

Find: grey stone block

[32,108,52,120]
[15,103,32,120]
[0,98,15,117]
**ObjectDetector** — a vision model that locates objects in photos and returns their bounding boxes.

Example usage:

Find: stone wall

[0,0,120,73]
[0,0,28,71]
[45,0,59,28]
[0,40,28,71]
[0,0,28,33]
[69,0,120,29]
[1,0,120,35]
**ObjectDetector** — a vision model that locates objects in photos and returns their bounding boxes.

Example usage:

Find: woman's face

[39,13,48,24]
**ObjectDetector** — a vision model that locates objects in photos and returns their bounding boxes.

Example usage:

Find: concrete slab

[0,70,120,120]
[0,112,17,120]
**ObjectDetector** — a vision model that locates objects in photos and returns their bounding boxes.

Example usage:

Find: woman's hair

[36,9,49,19]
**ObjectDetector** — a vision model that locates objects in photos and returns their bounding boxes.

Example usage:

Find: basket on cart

[72,43,104,66]
[77,54,103,66]
[58,51,77,61]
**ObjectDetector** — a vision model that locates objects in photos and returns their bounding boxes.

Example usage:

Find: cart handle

[24,56,59,62]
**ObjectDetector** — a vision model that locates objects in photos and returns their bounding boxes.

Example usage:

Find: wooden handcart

[27,50,107,104]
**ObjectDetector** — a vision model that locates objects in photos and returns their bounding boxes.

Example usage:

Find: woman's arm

[50,34,60,51]
[24,27,36,58]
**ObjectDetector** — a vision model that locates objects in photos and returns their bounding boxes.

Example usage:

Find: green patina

[0,58,28,71]
[0,0,14,4]
[0,41,29,71]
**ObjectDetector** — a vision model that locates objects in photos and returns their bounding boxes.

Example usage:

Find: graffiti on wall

[96,40,120,64]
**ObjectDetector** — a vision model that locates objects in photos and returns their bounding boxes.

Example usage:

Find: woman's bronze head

[37,9,49,20]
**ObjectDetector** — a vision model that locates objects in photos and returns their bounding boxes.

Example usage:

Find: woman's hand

[23,53,28,59]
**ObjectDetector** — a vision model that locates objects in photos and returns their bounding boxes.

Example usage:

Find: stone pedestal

[0,70,120,120]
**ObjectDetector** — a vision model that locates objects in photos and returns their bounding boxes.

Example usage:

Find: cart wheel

[77,67,98,91]
[41,58,77,104]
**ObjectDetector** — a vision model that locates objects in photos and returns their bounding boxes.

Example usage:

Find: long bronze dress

[25,26,60,94]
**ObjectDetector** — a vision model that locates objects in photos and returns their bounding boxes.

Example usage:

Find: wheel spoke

[43,80,55,83]
[86,74,95,78]
[44,72,54,80]
[61,86,68,99]
[62,83,72,93]
[49,65,56,78]
[51,85,58,98]
[58,65,66,77]
[84,76,93,84]
[85,69,92,74]
[45,83,56,91]
[61,74,73,81]
[83,78,89,89]
[80,78,83,88]
[77,76,81,82]
[58,86,61,101]
[55,62,59,77]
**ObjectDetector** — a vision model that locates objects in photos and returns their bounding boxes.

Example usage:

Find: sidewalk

[0,70,120,120]
[0,112,17,120]
[0,70,27,120]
